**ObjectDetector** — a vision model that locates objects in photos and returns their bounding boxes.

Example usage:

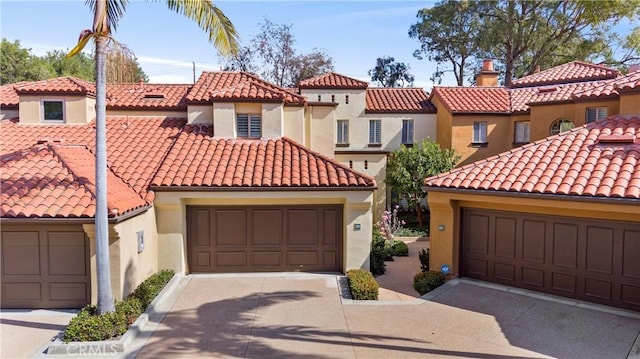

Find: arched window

[549,118,574,135]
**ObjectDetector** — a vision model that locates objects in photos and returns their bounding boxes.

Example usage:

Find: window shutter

[237,114,249,137]
[597,107,607,120]
[250,114,261,138]
[369,120,381,144]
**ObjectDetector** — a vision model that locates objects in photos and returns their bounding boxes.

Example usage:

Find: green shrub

[413,270,445,295]
[63,307,127,342]
[128,269,175,308]
[62,269,175,343]
[418,248,430,272]
[347,269,379,300]
[394,227,427,238]
[392,240,409,256]
[370,227,387,275]
[383,239,395,261]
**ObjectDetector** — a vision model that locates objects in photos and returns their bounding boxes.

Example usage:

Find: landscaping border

[46,273,184,356]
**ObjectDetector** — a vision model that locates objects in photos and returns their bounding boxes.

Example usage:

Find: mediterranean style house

[0,71,433,308]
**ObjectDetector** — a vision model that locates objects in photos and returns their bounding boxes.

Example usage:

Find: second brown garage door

[461,208,640,311]
[187,205,343,273]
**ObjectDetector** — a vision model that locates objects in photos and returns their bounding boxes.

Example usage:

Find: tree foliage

[409,0,640,86]
[222,18,334,87]
[386,140,459,226]
[1,38,148,84]
[368,56,415,87]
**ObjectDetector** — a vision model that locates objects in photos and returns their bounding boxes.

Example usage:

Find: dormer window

[236,113,261,138]
[41,100,65,123]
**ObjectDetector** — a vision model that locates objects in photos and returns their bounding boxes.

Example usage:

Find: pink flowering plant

[377,205,406,241]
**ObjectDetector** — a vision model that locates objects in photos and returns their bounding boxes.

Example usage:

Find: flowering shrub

[378,205,406,241]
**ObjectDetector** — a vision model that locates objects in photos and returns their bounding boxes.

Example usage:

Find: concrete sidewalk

[375,236,427,301]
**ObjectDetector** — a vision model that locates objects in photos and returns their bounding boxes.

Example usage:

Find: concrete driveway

[135,274,640,359]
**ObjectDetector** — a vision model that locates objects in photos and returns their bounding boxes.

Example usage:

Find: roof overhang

[0,205,152,224]
[150,185,377,192]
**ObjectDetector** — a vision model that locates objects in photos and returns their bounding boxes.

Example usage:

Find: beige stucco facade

[618,91,640,115]
[335,153,388,219]
[153,190,375,274]
[83,207,159,303]
[18,94,96,124]
[427,190,640,278]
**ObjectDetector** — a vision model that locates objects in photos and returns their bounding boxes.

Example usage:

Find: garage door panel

[49,283,88,301]
[522,220,546,263]
[462,209,640,311]
[215,252,246,267]
[468,214,489,255]
[552,223,579,269]
[252,210,282,246]
[215,210,246,246]
[3,282,42,301]
[323,209,338,245]
[322,251,337,268]
[195,251,211,268]
[586,227,614,275]
[623,229,640,279]
[2,232,41,275]
[495,217,516,259]
[48,232,87,276]
[288,210,318,246]
[252,252,282,267]
[287,251,317,266]
[193,209,211,246]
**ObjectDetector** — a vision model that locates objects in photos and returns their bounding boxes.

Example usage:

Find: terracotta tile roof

[15,76,96,95]
[1,116,185,205]
[186,71,305,105]
[1,144,147,218]
[430,87,510,114]
[0,82,24,107]
[107,83,191,110]
[152,125,376,188]
[298,72,369,89]
[365,88,436,113]
[425,115,640,200]
[518,81,603,108]
[511,61,620,88]
[573,71,640,100]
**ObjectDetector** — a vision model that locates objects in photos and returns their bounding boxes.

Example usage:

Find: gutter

[422,186,640,206]
[1,205,151,224]
[150,185,378,192]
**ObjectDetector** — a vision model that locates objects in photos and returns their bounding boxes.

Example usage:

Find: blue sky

[1,1,446,88]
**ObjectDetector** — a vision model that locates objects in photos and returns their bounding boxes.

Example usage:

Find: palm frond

[85,0,129,32]
[163,0,239,56]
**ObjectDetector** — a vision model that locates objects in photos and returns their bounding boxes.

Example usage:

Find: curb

[38,273,187,358]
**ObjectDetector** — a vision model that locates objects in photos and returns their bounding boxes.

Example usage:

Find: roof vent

[143,93,164,99]
[597,134,636,144]
[537,86,557,93]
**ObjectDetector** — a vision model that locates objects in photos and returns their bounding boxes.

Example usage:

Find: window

[472,122,488,144]
[317,94,321,102]
[42,100,64,122]
[369,120,381,145]
[331,94,335,103]
[336,119,349,145]
[236,113,261,138]
[345,95,349,104]
[402,119,414,145]
[549,118,574,135]
[514,121,530,144]
[586,107,607,123]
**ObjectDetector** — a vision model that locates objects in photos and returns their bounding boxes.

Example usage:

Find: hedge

[347,269,379,300]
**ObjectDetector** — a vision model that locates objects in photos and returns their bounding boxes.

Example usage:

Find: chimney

[476,59,499,87]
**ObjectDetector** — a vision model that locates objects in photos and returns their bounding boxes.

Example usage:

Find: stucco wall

[19,95,95,124]
[344,113,436,151]
[431,96,453,149]
[153,190,374,273]
[262,103,283,138]
[620,92,640,114]
[188,104,214,125]
[300,89,367,120]
[283,106,305,144]
[213,102,235,136]
[451,114,512,166]
[83,207,159,302]
[335,153,387,220]
[308,105,335,157]
[427,190,640,278]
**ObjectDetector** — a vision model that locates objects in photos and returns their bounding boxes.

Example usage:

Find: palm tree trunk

[95,35,115,314]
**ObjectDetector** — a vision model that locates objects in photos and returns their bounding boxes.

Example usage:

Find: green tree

[44,50,95,81]
[68,0,238,315]
[0,39,55,84]
[368,56,415,87]
[386,140,459,226]
[408,1,481,86]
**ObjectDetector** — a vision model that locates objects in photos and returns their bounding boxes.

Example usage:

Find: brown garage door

[187,205,343,273]
[1,224,91,309]
[461,209,640,311]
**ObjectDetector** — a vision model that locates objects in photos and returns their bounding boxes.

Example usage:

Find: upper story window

[42,99,65,123]
[402,119,414,145]
[345,95,349,104]
[369,119,381,146]
[549,118,574,135]
[236,113,261,138]
[472,121,488,145]
[336,119,349,145]
[586,107,607,123]
[317,94,321,102]
[514,121,530,144]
